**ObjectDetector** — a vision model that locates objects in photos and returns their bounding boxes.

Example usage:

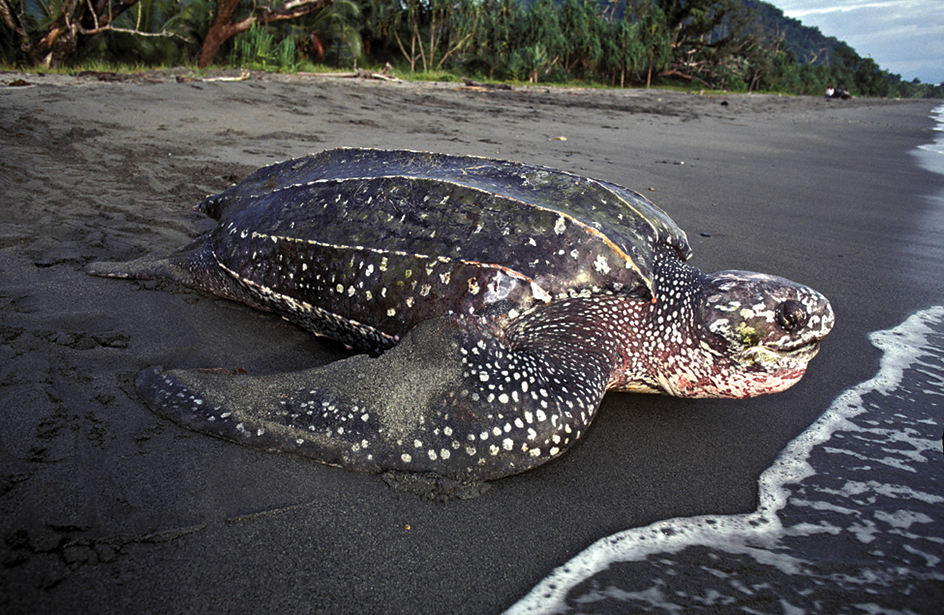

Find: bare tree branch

[0,0,40,64]
[3,0,157,66]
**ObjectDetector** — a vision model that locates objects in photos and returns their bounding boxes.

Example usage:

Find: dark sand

[2,71,942,614]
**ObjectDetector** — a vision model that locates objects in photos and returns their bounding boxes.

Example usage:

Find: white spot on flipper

[593,254,611,274]
[554,217,567,235]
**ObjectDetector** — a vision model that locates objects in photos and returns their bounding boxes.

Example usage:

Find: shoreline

[1,76,942,614]
[509,305,944,613]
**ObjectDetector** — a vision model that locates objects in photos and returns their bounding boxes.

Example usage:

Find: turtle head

[672,270,834,398]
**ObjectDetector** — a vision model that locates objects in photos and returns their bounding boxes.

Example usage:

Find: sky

[774,0,944,84]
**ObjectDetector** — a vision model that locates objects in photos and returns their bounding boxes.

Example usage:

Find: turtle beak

[736,338,821,370]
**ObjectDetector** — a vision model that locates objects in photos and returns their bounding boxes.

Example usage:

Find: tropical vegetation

[1,0,941,97]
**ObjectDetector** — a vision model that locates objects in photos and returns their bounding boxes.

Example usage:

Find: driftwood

[175,70,251,84]
[461,78,512,91]
[173,68,397,85]
[68,71,164,84]
[298,68,399,82]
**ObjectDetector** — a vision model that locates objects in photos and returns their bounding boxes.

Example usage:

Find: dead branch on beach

[175,70,252,84]
[461,78,512,91]
[298,65,399,82]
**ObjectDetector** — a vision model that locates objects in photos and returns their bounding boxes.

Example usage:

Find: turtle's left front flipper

[86,242,272,313]
[136,314,614,482]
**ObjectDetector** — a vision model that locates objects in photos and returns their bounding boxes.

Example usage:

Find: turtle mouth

[737,340,821,367]
[770,338,821,356]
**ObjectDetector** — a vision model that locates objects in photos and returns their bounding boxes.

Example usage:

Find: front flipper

[86,242,269,312]
[136,314,613,482]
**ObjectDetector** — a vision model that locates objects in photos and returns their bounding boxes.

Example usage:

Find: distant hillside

[519,0,854,66]
[502,0,941,95]
[739,0,848,66]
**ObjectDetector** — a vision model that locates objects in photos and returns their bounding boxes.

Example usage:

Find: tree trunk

[199,0,241,69]
[198,0,336,69]
[0,0,40,64]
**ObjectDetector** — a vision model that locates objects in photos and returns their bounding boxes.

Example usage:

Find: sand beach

[1,71,941,613]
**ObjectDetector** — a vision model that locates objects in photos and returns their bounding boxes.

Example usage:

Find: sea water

[507,308,944,614]
[506,106,944,615]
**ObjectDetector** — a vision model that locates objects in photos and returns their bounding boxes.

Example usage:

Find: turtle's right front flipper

[135,313,615,482]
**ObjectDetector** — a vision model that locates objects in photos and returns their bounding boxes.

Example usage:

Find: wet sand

[1,71,941,614]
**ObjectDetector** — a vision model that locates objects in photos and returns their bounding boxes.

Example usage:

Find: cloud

[783,1,901,17]
[776,0,944,83]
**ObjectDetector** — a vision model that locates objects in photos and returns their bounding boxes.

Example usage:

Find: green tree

[517,0,565,78]
[81,0,207,65]
[359,0,399,60]
[231,19,297,70]
[558,0,601,79]
[428,0,481,70]
[389,0,424,71]
[602,16,645,87]
[628,0,670,87]
[798,61,828,95]
[290,0,362,67]
[766,49,803,93]
[467,0,521,78]
[656,0,740,84]
[521,41,548,83]
[853,56,887,97]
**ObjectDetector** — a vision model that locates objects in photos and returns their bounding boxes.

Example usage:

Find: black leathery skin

[174,148,695,353]
[88,148,835,482]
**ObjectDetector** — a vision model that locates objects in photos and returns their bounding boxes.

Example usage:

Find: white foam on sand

[915,103,944,176]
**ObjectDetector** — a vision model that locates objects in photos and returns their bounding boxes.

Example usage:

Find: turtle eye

[776,300,808,332]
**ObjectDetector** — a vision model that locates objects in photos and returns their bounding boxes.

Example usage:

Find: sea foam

[507,305,944,614]
[916,103,944,175]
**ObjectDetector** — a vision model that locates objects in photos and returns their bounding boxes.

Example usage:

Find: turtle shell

[195,148,691,350]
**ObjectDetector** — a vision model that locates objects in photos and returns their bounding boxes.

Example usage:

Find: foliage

[558,0,602,78]
[0,0,209,67]
[197,0,336,68]
[2,0,941,97]
[368,0,482,72]
[231,20,295,70]
[307,0,363,66]
[628,0,670,87]
[263,0,362,68]
[78,0,209,65]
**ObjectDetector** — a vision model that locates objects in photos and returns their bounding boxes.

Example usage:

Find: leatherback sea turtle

[89,148,834,483]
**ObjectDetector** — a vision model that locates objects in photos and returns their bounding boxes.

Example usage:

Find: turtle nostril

[776,300,808,332]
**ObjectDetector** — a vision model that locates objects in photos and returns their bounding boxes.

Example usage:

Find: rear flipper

[136,315,612,482]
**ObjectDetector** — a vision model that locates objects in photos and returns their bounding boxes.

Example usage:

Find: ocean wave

[507,306,944,615]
